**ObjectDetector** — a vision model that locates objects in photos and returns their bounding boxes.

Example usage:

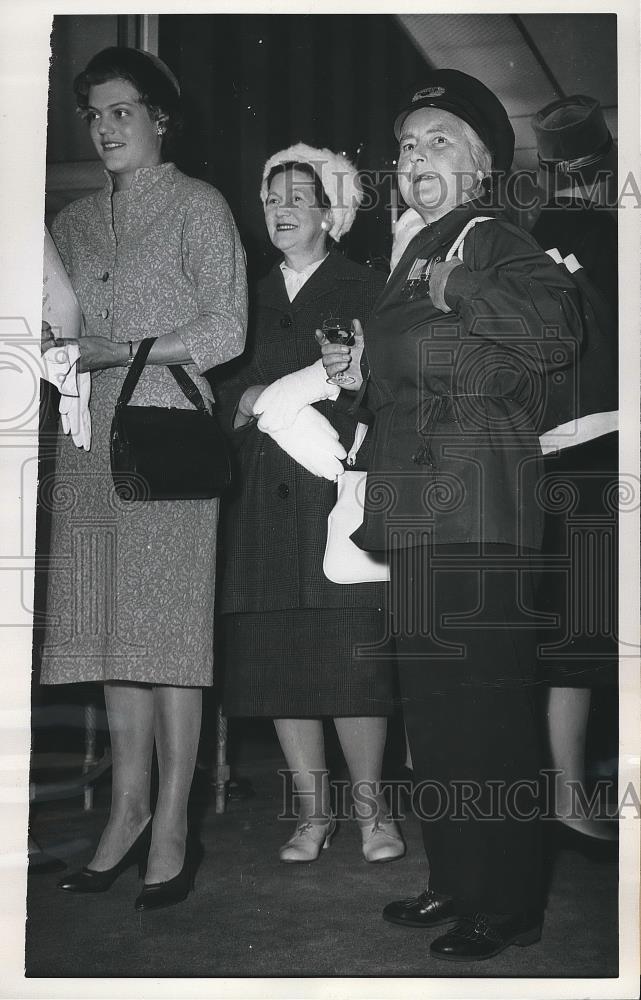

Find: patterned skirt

[38,374,218,687]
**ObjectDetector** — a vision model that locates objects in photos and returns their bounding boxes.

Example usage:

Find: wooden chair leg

[214,704,230,815]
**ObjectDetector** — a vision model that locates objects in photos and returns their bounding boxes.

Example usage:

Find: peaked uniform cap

[393,69,515,172]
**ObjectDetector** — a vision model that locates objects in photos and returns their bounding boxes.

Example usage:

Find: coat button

[100,308,109,319]
[277,483,289,499]
[280,315,292,328]
[101,271,109,281]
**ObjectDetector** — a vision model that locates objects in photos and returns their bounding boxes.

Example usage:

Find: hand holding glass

[321,317,356,385]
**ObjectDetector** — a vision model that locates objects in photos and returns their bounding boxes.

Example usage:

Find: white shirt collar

[279,254,328,302]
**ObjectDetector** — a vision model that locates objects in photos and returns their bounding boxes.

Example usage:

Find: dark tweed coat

[216,251,387,614]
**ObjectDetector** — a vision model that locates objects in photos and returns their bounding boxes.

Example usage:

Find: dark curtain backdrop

[158,14,430,279]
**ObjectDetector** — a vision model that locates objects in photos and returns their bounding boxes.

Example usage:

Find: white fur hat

[260,142,362,242]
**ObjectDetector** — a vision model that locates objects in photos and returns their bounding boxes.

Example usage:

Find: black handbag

[110,337,232,501]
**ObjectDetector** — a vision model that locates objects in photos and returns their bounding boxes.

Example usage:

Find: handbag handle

[116,337,208,412]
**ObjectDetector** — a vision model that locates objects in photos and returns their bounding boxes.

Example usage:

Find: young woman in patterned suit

[40,47,247,910]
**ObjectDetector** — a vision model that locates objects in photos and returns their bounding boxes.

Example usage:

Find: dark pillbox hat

[532,95,615,181]
[394,69,515,172]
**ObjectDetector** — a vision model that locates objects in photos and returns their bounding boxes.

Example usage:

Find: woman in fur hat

[216,144,404,864]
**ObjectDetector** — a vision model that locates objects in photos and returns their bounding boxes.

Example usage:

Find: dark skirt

[222,608,396,717]
[536,432,618,687]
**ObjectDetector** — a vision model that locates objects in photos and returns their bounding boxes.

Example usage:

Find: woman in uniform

[322,70,585,960]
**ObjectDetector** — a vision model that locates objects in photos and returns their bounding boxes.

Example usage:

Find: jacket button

[101,271,109,281]
[277,483,289,499]
[100,308,109,319]
[280,315,292,328]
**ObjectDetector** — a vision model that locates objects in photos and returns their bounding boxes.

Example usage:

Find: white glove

[57,346,92,451]
[254,359,340,433]
[266,404,346,481]
[41,342,81,394]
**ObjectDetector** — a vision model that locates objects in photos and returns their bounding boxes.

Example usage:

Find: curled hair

[460,120,493,194]
[73,47,182,151]
[266,161,332,211]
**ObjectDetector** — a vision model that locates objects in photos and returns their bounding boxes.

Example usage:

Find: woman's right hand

[234,385,267,428]
[315,319,365,390]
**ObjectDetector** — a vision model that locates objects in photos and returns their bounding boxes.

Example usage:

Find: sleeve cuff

[442,262,484,311]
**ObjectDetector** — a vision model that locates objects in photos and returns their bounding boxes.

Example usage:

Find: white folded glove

[59,376,91,451]
[41,227,92,450]
[41,341,81,394]
[47,343,91,450]
[265,404,346,481]
[254,359,340,433]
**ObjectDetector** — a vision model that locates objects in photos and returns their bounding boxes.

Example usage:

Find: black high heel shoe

[57,819,152,893]
[134,839,200,912]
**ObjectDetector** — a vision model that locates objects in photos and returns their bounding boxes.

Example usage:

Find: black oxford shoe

[430,911,542,961]
[383,888,460,928]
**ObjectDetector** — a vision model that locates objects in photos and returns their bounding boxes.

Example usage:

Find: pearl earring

[321,221,329,231]
[157,125,165,136]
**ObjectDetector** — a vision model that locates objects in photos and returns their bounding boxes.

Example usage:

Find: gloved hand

[253,359,340,433]
[265,404,346,481]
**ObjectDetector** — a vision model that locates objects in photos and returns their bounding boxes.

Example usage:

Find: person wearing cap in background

[214,145,404,865]
[321,69,586,961]
[39,47,247,911]
[530,96,619,843]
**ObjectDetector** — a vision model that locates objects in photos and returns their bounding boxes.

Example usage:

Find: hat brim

[394,96,487,143]
[538,136,617,187]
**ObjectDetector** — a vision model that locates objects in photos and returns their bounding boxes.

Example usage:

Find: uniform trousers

[391,542,542,914]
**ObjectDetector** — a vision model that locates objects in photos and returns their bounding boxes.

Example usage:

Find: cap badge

[413,86,446,101]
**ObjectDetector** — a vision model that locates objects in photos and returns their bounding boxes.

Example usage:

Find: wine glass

[321,316,356,386]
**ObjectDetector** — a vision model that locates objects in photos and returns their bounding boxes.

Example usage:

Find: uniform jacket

[215,251,387,613]
[353,202,585,553]
[51,162,248,408]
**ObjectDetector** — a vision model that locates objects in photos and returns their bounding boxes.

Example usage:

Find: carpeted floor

[26,725,619,980]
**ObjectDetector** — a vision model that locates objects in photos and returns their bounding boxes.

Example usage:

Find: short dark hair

[73,47,182,150]
[266,161,331,210]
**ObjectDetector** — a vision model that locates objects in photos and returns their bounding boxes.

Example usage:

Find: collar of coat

[260,251,373,312]
[96,162,180,238]
[394,198,503,275]
[101,161,177,197]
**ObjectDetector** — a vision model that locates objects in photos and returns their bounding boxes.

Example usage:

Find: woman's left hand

[76,337,126,373]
